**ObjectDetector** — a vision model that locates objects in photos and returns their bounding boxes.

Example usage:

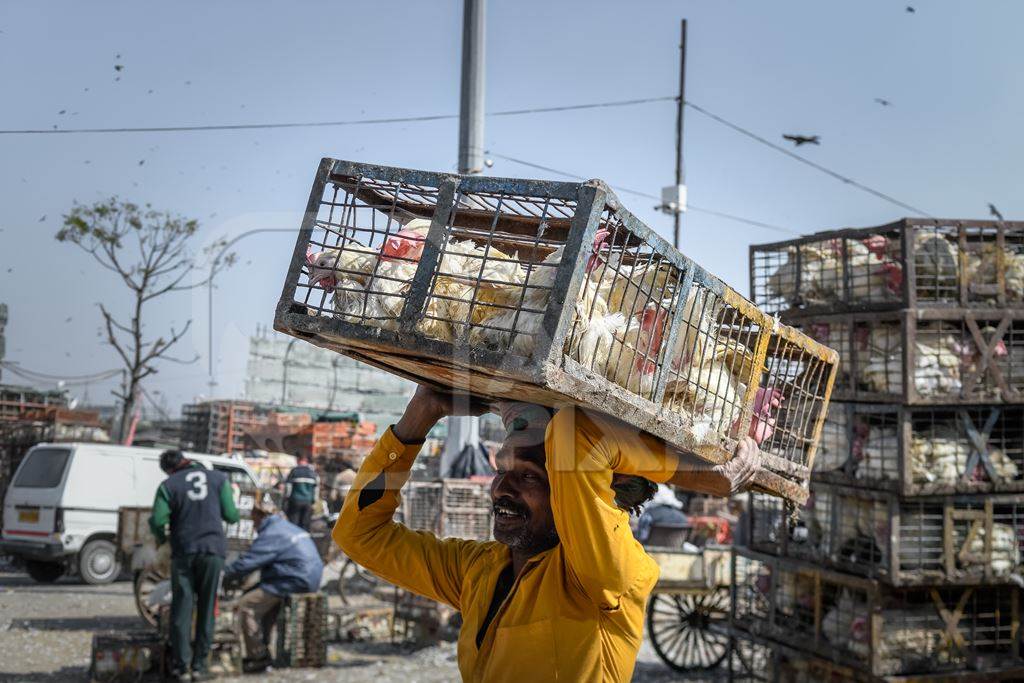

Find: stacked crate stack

[731,219,1024,681]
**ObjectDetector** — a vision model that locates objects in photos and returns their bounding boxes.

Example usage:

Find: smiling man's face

[490,429,559,556]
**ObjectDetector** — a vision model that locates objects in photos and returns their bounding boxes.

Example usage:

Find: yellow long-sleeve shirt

[333,407,683,683]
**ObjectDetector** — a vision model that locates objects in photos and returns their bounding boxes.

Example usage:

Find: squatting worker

[284,455,319,530]
[149,449,240,682]
[333,386,762,682]
[223,497,323,673]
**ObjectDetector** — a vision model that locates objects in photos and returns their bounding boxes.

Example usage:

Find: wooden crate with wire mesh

[274,159,839,503]
[750,219,1024,318]
[813,402,1024,496]
[793,310,1024,405]
[730,547,1023,679]
[747,484,1024,586]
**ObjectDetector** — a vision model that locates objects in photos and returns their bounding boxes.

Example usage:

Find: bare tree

[57,198,234,440]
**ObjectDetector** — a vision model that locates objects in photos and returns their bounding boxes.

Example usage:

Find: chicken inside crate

[813,402,1024,495]
[275,160,840,503]
[750,219,1024,316]
[731,548,1023,677]
[799,312,1024,403]
[748,486,1024,586]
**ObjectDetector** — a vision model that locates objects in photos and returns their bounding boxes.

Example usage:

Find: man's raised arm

[332,387,489,610]
[544,407,760,609]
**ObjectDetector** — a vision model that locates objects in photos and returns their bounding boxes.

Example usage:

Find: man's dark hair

[159,449,188,474]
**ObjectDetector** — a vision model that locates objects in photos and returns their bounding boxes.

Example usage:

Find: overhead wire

[683,100,933,217]
[0,96,677,135]
[0,361,122,383]
[486,152,799,235]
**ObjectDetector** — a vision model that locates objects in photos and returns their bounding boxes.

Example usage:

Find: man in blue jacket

[223,497,323,672]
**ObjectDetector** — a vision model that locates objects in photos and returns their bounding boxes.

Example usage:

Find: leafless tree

[57,198,234,440]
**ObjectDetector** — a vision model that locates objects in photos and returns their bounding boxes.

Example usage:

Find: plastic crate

[814,402,1024,496]
[275,593,327,668]
[797,311,1024,404]
[274,160,839,502]
[750,219,1024,316]
[748,485,1024,586]
[731,548,1023,678]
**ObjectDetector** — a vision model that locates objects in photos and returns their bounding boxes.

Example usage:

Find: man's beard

[493,497,559,554]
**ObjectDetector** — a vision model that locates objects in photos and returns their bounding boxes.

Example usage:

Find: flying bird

[783,134,820,147]
[989,203,1004,221]
[874,98,892,107]
[58,109,66,115]
[906,6,915,12]
[138,160,145,166]
[38,215,46,222]
[114,64,124,72]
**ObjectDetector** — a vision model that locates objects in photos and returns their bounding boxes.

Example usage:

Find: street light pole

[673,19,687,249]
[207,228,294,396]
[445,0,486,475]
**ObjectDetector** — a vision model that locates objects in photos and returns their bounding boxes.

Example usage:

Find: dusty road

[0,568,708,682]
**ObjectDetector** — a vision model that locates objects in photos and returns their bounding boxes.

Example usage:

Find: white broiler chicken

[468,229,625,364]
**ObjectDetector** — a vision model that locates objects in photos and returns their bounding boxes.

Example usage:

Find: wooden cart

[646,543,733,672]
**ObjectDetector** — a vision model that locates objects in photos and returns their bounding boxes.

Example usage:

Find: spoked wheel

[336,558,382,606]
[134,568,169,627]
[646,587,730,672]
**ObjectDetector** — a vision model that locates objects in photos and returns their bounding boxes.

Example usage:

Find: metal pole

[445,0,486,476]
[458,0,486,175]
[674,19,687,249]
[206,228,293,398]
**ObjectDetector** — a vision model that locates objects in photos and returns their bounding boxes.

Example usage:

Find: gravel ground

[0,567,718,682]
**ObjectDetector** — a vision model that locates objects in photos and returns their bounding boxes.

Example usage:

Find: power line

[487,152,798,235]
[0,361,122,383]
[0,96,677,136]
[683,100,933,217]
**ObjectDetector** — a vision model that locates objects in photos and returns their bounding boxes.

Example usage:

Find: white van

[1,443,259,585]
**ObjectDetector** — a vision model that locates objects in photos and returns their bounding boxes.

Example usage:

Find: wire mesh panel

[731,548,1023,678]
[440,479,492,540]
[814,402,1024,495]
[275,593,328,668]
[397,481,442,532]
[275,159,839,502]
[748,486,1024,586]
[751,219,1024,315]
[799,312,1024,404]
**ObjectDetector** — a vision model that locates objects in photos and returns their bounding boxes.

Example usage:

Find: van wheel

[25,560,64,583]
[78,539,121,585]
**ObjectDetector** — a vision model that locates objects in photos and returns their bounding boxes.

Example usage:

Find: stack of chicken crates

[732,219,1024,681]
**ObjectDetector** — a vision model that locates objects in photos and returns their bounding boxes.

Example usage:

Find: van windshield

[14,448,72,488]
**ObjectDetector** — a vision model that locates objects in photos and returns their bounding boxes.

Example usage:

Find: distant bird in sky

[6,268,12,273]
[84,87,89,92]
[147,89,154,94]
[138,159,145,166]
[989,203,1004,221]
[114,64,124,72]
[906,5,915,12]
[875,98,892,107]
[783,134,820,147]
[65,317,72,323]
[58,109,66,114]
[38,215,46,222]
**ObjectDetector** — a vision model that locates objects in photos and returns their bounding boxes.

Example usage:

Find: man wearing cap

[223,497,324,673]
[149,450,240,681]
[334,386,761,682]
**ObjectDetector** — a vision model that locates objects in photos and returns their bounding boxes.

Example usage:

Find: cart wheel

[134,568,168,627]
[646,588,730,672]
[336,558,381,606]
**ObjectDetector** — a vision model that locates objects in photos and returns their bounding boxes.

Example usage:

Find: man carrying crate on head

[333,386,761,683]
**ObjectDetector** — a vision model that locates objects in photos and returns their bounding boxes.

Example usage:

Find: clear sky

[1,0,1021,414]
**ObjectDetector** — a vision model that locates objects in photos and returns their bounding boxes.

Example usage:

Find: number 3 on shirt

[185,471,209,501]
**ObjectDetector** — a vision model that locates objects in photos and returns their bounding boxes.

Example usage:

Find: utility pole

[458,0,486,175]
[661,19,688,248]
[445,0,486,475]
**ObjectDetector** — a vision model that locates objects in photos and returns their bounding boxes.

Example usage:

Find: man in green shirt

[149,450,240,681]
